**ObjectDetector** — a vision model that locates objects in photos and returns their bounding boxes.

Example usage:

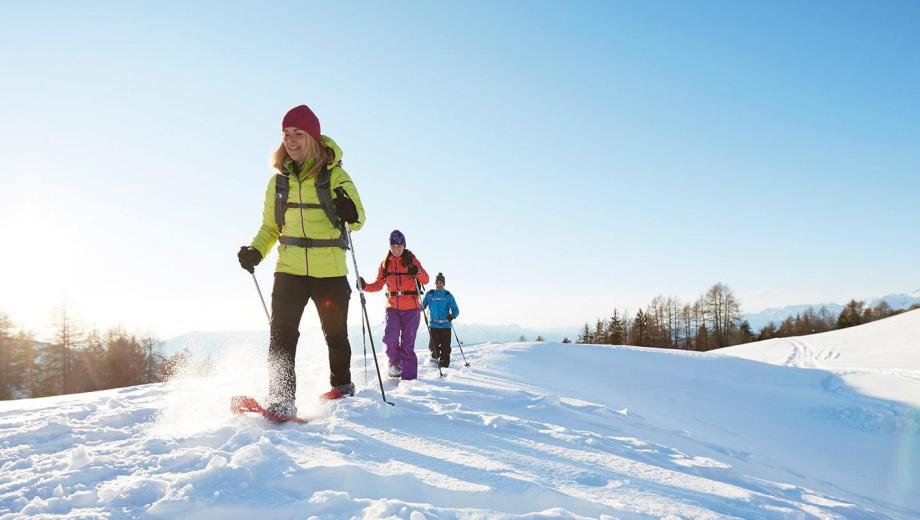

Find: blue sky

[1,1,918,338]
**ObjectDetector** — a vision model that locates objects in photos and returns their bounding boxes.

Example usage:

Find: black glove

[401,250,417,274]
[237,246,262,273]
[447,314,455,322]
[333,195,359,224]
[357,276,366,290]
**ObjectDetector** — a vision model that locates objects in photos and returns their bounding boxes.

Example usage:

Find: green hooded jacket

[250,136,365,277]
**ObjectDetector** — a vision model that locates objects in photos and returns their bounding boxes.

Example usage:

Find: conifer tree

[607,310,625,345]
[735,320,755,344]
[629,310,650,346]
[594,318,607,343]
[696,324,710,351]
[837,300,864,329]
[577,323,591,343]
[757,322,777,341]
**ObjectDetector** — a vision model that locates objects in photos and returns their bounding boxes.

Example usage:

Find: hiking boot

[388,364,402,378]
[320,382,356,401]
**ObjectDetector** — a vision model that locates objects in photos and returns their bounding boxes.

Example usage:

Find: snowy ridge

[2,336,919,518]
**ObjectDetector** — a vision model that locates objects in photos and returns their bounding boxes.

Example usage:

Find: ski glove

[357,277,366,290]
[447,314,455,321]
[401,250,417,275]
[238,246,262,273]
[333,196,359,224]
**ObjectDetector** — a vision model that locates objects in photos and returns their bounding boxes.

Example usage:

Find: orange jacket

[364,251,430,310]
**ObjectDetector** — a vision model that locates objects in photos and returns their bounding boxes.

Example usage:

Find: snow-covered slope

[3,337,920,517]
[724,309,920,371]
[721,309,920,407]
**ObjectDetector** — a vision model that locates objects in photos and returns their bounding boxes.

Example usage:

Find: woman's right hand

[238,246,262,273]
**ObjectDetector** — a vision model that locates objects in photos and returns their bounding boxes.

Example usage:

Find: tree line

[755,299,919,341]
[0,306,175,400]
[574,283,919,351]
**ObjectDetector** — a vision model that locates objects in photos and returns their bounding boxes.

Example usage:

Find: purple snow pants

[383,308,421,380]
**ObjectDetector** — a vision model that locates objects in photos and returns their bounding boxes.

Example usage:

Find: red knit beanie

[281,105,321,141]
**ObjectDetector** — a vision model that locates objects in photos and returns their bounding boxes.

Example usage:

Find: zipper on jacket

[394,256,401,310]
[297,176,309,276]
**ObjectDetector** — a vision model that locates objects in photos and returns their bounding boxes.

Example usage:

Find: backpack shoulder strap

[274,173,290,231]
[315,167,342,229]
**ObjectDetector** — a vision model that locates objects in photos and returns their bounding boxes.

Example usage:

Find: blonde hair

[271,133,330,176]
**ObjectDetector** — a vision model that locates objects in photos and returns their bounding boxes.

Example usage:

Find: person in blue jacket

[421,272,460,368]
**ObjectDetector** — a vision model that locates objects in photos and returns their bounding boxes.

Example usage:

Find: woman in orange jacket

[360,230,429,380]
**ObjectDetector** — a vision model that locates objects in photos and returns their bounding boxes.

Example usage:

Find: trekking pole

[362,309,368,383]
[452,323,471,368]
[416,281,444,377]
[251,273,271,326]
[334,188,394,406]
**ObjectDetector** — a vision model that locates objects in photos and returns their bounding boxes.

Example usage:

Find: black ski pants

[268,272,352,405]
[429,327,452,368]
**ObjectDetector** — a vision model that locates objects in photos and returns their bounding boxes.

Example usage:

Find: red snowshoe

[230,395,308,424]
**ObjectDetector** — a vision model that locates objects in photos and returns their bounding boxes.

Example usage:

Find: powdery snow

[1,331,918,518]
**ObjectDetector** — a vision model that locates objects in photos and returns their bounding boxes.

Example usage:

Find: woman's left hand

[333,196,359,223]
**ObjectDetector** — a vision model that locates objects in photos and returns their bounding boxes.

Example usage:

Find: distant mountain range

[162,323,582,359]
[742,290,920,331]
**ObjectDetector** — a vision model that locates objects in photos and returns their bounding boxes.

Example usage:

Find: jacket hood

[321,135,343,165]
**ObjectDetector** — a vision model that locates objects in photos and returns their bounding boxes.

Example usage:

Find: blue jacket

[422,289,459,329]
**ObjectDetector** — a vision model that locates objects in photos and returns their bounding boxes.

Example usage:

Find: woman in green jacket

[238,104,365,417]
